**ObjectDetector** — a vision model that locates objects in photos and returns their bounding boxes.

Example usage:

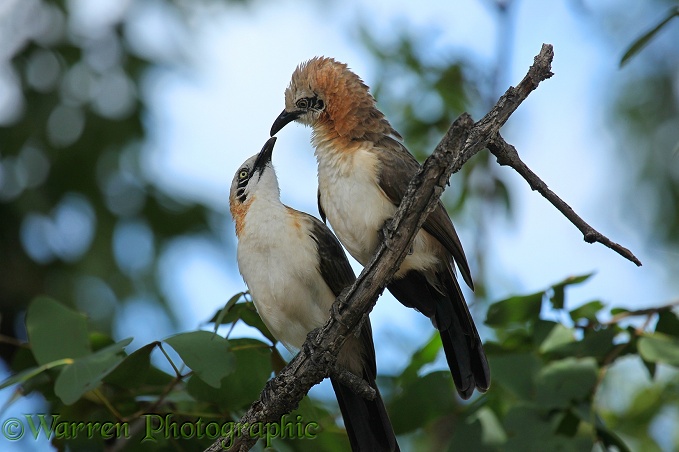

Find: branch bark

[205,43,638,451]
[487,135,642,266]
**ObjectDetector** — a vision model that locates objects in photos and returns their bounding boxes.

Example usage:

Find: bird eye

[239,170,248,180]
[296,98,309,110]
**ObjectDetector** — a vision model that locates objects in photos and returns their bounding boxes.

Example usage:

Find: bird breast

[315,141,441,276]
[316,143,393,264]
[236,201,336,350]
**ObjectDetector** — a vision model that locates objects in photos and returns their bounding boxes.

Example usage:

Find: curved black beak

[253,137,277,174]
[270,109,303,136]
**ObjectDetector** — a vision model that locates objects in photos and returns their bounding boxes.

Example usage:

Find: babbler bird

[270,57,490,399]
[230,137,399,451]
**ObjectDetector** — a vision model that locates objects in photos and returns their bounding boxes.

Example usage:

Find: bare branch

[205,43,556,452]
[487,134,643,266]
[602,299,679,325]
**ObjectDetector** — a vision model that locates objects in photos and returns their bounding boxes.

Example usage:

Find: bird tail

[330,376,399,452]
[387,269,490,399]
[436,268,490,399]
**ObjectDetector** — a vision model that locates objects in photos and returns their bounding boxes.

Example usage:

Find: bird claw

[302,328,321,356]
[331,298,349,324]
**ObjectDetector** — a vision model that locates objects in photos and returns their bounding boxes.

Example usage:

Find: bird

[269,57,490,400]
[229,136,399,451]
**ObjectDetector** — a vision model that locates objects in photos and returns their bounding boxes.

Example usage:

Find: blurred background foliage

[1,0,678,451]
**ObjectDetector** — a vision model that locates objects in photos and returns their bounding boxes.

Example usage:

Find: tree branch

[205,43,560,452]
[602,299,679,326]
[487,134,643,266]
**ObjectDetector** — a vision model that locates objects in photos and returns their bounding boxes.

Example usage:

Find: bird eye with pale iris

[239,170,248,180]
[296,98,309,110]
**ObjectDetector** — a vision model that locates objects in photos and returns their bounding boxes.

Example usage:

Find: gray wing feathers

[374,136,474,289]
[306,214,356,297]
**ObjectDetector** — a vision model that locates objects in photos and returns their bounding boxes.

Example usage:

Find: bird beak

[253,137,277,174]
[270,109,303,136]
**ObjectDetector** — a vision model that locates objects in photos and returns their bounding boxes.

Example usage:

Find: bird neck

[313,97,402,146]
[237,193,289,242]
[231,173,282,238]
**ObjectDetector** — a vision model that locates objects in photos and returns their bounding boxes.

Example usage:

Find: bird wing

[306,213,356,297]
[373,136,474,289]
[298,215,397,448]
[317,189,327,224]
[306,213,379,376]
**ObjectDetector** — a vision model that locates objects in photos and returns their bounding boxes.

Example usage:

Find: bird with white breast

[229,137,399,451]
[270,57,490,400]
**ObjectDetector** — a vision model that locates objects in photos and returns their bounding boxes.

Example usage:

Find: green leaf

[398,332,442,385]
[187,338,272,410]
[164,331,236,388]
[570,300,605,322]
[0,358,73,390]
[504,404,595,450]
[539,324,575,354]
[571,406,632,452]
[26,297,90,365]
[104,342,157,388]
[641,359,657,379]
[446,417,495,452]
[210,292,247,334]
[473,406,507,446]
[54,338,132,405]
[535,357,598,409]
[219,341,272,407]
[549,273,594,310]
[488,352,540,399]
[554,408,580,437]
[548,327,619,363]
[208,301,276,344]
[502,405,554,449]
[389,371,457,434]
[638,333,679,367]
[620,7,679,67]
[655,310,679,337]
[485,291,543,327]
[595,423,632,452]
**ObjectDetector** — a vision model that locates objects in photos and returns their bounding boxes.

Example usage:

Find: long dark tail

[331,321,399,451]
[388,269,490,399]
[331,377,399,451]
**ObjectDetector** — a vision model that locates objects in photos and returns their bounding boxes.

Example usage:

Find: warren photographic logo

[143,413,319,448]
[2,413,319,448]
[2,414,129,441]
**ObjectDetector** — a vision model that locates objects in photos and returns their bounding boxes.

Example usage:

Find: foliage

[2,277,679,450]
[601,0,679,251]
[620,6,679,66]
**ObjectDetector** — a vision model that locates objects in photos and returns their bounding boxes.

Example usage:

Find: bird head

[229,137,280,234]
[270,57,389,140]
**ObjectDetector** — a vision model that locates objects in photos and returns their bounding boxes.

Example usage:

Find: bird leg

[302,328,339,372]
[380,219,413,254]
[330,286,353,324]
